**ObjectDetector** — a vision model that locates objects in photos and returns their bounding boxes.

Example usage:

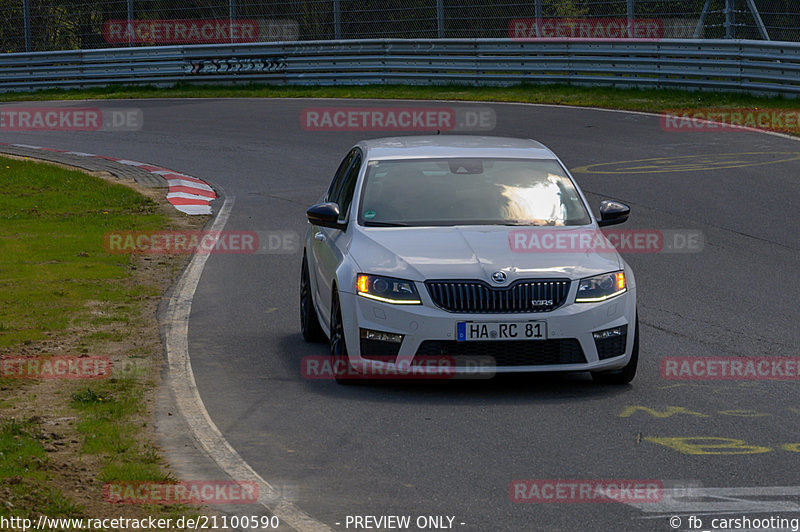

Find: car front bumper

[337,277,637,376]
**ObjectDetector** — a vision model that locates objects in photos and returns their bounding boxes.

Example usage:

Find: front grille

[425,279,571,313]
[414,339,585,367]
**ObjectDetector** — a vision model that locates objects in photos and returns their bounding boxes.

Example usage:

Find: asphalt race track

[3,99,800,531]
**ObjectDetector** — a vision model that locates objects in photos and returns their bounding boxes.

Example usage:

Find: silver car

[301,136,638,384]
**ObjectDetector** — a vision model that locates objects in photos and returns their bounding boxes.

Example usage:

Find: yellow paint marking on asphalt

[618,406,709,418]
[618,406,797,419]
[654,382,765,394]
[645,437,772,455]
[572,151,800,174]
[655,383,688,390]
[717,409,771,417]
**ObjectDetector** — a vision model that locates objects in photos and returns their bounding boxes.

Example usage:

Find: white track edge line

[163,194,331,532]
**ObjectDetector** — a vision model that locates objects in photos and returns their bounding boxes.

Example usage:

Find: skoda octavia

[300,136,638,384]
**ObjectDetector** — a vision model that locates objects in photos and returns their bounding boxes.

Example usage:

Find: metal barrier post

[23,0,31,52]
[127,0,133,47]
[229,0,236,44]
[437,0,444,38]
[694,0,712,39]
[745,0,771,40]
[725,0,735,39]
[627,0,634,38]
[334,0,341,39]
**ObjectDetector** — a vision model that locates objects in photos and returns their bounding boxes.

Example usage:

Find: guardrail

[1,38,799,96]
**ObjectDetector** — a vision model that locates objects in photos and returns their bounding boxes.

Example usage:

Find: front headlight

[356,274,421,305]
[575,271,627,303]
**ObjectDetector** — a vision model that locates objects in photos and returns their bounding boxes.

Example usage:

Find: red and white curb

[0,143,216,215]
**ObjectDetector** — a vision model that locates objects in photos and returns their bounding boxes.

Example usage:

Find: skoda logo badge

[491,271,506,284]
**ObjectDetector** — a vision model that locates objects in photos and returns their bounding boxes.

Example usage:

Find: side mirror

[306,202,347,230]
[597,200,630,227]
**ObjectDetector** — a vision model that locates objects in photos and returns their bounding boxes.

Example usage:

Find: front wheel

[300,255,325,343]
[591,315,639,385]
[330,291,358,385]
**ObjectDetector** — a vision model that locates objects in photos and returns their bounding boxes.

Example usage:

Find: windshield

[358,157,591,227]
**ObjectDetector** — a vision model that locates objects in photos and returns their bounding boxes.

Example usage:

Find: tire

[330,290,358,385]
[300,255,325,343]
[591,315,639,385]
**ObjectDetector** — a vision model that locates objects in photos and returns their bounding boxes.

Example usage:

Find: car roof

[359,135,557,160]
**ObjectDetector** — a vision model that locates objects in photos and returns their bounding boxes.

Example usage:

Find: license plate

[456,321,547,341]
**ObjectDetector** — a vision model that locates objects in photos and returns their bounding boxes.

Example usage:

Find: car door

[311,148,362,324]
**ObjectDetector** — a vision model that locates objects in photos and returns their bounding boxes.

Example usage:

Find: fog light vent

[593,325,628,360]
[359,329,404,361]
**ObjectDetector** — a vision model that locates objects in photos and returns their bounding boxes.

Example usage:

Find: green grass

[0,82,795,114]
[0,418,83,519]
[71,372,169,483]
[0,157,168,347]
[69,375,204,520]
[0,418,47,479]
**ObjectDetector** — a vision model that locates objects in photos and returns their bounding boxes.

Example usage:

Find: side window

[326,149,357,202]
[334,154,362,222]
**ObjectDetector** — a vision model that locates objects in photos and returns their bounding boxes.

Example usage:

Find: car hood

[350,226,621,282]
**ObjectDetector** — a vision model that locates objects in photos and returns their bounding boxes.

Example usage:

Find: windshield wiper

[501,220,548,226]
[363,221,411,227]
